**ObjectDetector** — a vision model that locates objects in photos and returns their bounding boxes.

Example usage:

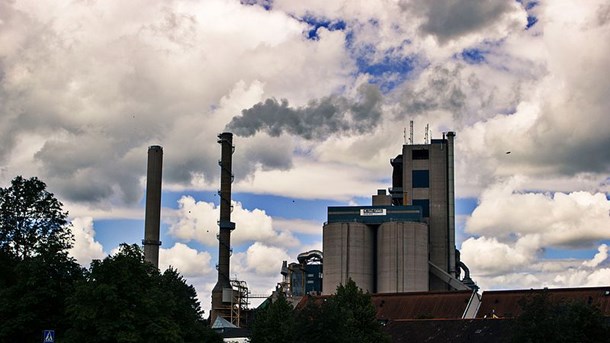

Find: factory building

[280,250,323,297]
[323,132,476,294]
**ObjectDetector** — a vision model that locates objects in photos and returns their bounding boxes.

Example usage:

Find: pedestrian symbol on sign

[43,330,55,343]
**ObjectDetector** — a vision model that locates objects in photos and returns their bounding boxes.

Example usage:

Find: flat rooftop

[326,205,423,225]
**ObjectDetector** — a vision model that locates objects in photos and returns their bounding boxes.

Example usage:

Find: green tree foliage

[0,176,83,341]
[296,279,390,343]
[0,176,220,342]
[512,291,610,343]
[250,294,296,343]
[0,176,72,258]
[65,244,221,343]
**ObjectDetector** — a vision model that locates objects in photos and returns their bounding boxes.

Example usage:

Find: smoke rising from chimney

[225,84,383,140]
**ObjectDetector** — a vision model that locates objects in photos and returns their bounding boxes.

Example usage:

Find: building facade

[323,132,471,294]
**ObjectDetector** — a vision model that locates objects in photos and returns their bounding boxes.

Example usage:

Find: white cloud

[582,244,609,268]
[273,218,323,236]
[230,242,288,297]
[460,236,536,276]
[585,268,610,286]
[68,217,106,266]
[167,196,299,247]
[244,242,291,276]
[0,0,354,207]
[235,156,387,201]
[463,243,610,291]
[181,241,291,317]
[1,0,609,312]
[159,243,214,278]
[466,180,610,248]
[453,0,610,197]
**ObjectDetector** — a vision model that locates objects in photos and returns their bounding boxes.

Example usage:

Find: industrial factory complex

[140,131,610,341]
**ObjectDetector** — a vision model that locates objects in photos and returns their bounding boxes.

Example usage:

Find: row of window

[412,169,429,217]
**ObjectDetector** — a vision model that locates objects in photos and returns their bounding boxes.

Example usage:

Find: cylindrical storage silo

[323,222,375,294]
[377,221,428,293]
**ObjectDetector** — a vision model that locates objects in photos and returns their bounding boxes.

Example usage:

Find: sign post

[42,330,55,343]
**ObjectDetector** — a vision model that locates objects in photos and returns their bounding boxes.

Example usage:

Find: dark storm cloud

[34,135,144,204]
[226,84,383,140]
[403,1,522,44]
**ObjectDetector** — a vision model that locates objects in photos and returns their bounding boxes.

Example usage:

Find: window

[412,170,429,188]
[412,149,429,160]
[413,199,430,218]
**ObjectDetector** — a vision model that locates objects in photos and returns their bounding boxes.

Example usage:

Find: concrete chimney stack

[211,133,236,324]
[143,145,163,268]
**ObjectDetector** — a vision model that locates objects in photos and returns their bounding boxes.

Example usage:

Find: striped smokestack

[211,132,236,324]
[143,145,163,268]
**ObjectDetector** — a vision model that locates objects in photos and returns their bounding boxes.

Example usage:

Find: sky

[1,0,610,315]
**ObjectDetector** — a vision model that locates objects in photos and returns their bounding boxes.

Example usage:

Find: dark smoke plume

[226,84,383,140]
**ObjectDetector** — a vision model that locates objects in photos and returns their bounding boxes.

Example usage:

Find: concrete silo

[323,222,375,294]
[377,221,428,293]
[322,131,476,295]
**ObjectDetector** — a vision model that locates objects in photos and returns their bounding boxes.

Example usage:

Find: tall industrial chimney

[211,132,236,324]
[143,145,163,268]
[446,132,456,277]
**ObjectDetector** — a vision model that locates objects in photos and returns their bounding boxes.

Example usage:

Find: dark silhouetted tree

[0,176,83,341]
[65,244,221,343]
[512,291,610,343]
[296,279,390,343]
[251,294,296,343]
[0,176,72,259]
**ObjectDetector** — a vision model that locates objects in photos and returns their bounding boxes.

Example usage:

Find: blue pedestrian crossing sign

[42,330,55,343]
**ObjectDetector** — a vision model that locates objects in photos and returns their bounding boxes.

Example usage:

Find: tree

[512,291,610,343]
[0,176,83,341]
[296,279,390,343]
[65,244,222,343]
[0,176,72,259]
[250,294,296,343]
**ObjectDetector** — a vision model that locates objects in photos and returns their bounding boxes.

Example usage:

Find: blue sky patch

[526,15,538,30]
[355,50,415,92]
[455,197,479,215]
[300,15,346,40]
[240,0,272,11]
[525,1,539,10]
[543,245,608,260]
[460,48,487,64]
[94,219,148,252]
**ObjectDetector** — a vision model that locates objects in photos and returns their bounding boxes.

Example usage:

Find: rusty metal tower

[211,132,236,324]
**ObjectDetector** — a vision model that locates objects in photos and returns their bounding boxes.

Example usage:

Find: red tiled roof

[384,318,514,343]
[296,290,476,320]
[476,286,610,319]
[373,290,475,320]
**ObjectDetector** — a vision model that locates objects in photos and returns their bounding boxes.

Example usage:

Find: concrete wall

[377,221,429,293]
[403,140,455,290]
[323,222,375,294]
[143,145,163,268]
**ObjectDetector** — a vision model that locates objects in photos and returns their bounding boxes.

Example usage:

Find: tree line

[0,176,222,342]
[250,279,391,343]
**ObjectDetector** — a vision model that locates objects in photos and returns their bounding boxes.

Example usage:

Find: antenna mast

[409,120,414,145]
[424,124,429,144]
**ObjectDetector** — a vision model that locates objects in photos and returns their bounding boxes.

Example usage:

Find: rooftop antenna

[424,124,429,144]
[409,120,414,145]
